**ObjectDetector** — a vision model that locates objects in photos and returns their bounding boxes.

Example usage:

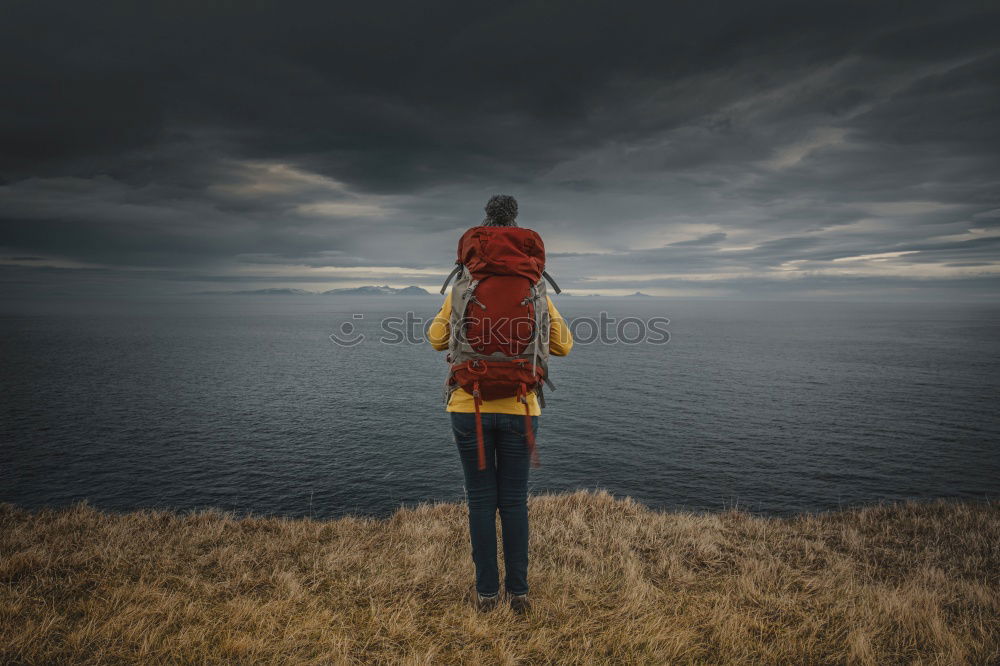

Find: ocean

[2,295,998,519]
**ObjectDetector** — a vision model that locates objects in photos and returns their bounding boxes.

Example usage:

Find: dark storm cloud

[1,0,999,298]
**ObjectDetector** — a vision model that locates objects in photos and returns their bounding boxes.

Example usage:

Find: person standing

[428,195,573,614]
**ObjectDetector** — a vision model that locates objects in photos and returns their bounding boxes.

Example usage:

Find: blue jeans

[451,411,537,597]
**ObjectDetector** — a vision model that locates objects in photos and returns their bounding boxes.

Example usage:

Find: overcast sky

[2,1,999,300]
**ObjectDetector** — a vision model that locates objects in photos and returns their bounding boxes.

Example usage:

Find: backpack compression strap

[473,381,486,471]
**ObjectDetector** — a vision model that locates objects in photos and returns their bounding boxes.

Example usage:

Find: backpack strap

[529,279,548,389]
[473,381,486,471]
[439,262,462,294]
[519,282,538,306]
[448,269,484,357]
[443,375,461,406]
[541,270,561,294]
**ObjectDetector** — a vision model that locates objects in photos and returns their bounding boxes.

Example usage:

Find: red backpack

[439,226,561,470]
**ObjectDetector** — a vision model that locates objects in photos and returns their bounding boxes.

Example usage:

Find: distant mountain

[321,284,431,296]
[394,286,432,295]
[623,291,654,298]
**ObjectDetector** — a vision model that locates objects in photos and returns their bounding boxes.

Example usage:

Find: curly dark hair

[483,194,518,226]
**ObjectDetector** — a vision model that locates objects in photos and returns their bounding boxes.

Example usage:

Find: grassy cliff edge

[2,490,997,664]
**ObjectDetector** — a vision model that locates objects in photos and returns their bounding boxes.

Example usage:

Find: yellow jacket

[428,292,573,415]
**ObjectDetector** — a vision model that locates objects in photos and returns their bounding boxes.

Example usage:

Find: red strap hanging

[518,382,541,468]
[473,381,486,470]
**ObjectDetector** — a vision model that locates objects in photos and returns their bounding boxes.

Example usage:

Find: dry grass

[1,490,997,665]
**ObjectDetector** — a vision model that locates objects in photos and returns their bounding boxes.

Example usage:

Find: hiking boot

[509,593,531,615]
[474,591,500,612]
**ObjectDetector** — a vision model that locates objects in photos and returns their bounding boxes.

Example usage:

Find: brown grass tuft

[1,491,997,664]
